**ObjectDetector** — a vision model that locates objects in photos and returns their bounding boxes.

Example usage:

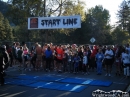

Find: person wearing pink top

[23,47,29,69]
[23,49,28,55]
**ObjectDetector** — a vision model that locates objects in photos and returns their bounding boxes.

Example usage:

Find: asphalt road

[0,65,130,97]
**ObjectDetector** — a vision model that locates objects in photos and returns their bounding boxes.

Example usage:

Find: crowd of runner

[3,42,130,78]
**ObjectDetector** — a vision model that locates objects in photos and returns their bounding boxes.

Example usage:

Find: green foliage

[3,18,13,40]
[6,0,78,43]
[112,0,130,44]
[62,1,86,21]
[85,5,111,44]
[54,0,86,41]
[7,0,44,25]
[0,1,9,16]
[2,1,115,45]
[0,12,13,41]
[111,26,130,44]
[12,24,46,42]
[117,0,130,32]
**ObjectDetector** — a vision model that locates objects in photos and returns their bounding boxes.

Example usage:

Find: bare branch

[50,0,67,15]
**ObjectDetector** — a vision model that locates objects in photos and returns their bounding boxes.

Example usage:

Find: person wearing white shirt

[104,46,114,76]
[125,44,130,54]
[82,53,88,74]
[15,46,20,58]
[121,49,130,77]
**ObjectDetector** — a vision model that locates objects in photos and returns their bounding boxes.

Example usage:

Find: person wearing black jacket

[0,45,10,86]
[78,47,83,72]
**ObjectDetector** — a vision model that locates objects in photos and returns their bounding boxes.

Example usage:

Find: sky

[81,0,123,25]
[3,0,123,25]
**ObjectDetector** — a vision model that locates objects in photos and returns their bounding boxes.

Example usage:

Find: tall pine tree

[0,12,13,41]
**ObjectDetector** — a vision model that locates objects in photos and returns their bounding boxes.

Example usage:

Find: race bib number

[69,59,71,61]
[57,54,61,58]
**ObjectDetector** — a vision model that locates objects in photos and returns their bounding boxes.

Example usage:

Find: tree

[0,0,9,16]
[115,0,130,44]
[3,18,13,40]
[0,12,13,41]
[6,0,86,43]
[7,0,81,25]
[86,5,111,44]
[117,0,130,32]
[0,12,6,40]
[111,26,130,44]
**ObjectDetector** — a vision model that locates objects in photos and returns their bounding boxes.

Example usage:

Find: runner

[95,49,104,75]
[12,42,17,65]
[86,46,91,73]
[0,45,9,86]
[121,49,130,78]
[23,46,29,70]
[6,44,13,67]
[63,48,68,72]
[114,45,123,76]
[45,46,52,72]
[67,51,73,73]
[35,44,42,71]
[56,45,63,73]
[90,45,98,71]
[104,46,114,76]
[82,52,88,75]
[78,47,83,72]
[73,53,80,74]
[42,43,48,71]
[17,46,23,70]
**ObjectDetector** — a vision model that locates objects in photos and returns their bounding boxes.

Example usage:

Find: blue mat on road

[37,76,65,81]
[27,82,63,89]
[5,78,15,84]
[16,75,40,80]
[59,78,112,87]
[27,81,87,92]
[16,75,64,82]
[89,80,113,87]
[59,78,93,85]
[5,78,36,86]
[58,84,87,92]
[14,75,113,87]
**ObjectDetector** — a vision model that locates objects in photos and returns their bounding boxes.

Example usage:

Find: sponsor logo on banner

[30,18,38,28]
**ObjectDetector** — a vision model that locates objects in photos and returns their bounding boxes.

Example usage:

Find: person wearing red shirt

[90,45,98,71]
[56,45,63,72]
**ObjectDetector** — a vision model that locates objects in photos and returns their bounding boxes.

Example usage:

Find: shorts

[57,59,63,64]
[32,55,36,61]
[42,55,46,61]
[37,55,42,61]
[105,59,113,66]
[53,56,57,61]
[24,56,28,62]
[18,58,22,63]
[123,63,130,67]
[115,62,121,66]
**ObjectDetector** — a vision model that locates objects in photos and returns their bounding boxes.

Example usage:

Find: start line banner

[28,15,81,29]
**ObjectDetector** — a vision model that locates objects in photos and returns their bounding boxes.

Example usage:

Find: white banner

[28,15,81,29]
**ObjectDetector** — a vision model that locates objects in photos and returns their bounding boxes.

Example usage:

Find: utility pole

[43,0,46,17]
[43,0,48,43]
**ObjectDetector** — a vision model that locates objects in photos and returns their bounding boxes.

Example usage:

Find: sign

[90,37,96,43]
[28,15,81,29]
